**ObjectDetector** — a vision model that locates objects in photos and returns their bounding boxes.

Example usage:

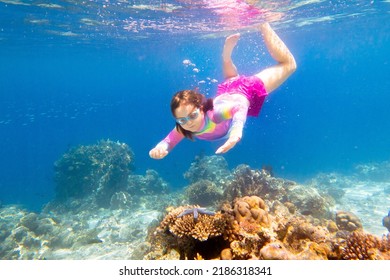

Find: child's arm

[149,127,184,159]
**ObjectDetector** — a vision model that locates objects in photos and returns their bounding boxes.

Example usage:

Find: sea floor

[0,162,389,260]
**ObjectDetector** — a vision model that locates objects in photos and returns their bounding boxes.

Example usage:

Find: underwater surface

[0,0,389,260]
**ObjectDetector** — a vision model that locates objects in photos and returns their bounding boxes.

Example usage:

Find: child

[149,22,296,159]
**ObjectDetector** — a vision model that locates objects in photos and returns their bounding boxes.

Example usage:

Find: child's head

[171,90,213,139]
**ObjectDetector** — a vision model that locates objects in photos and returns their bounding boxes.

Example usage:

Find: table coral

[171,213,225,241]
[148,205,230,259]
[160,206,225,241]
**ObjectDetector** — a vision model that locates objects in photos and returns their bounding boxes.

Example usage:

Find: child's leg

[222,33,240,79]
[255,23,296,94]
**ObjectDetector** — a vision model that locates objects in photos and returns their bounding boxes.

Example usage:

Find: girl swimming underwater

[149,23,296,159]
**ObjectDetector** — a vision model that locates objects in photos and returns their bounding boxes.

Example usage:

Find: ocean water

[0,0,389,216]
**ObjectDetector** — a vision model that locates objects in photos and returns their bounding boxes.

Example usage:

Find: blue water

[0,0,389,210]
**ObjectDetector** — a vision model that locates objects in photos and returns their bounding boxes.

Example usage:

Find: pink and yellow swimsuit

[157,75,268,152]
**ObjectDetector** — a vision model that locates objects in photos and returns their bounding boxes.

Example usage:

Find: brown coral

[280,216,330,249]
[223,165,290,202]
[336,211,363,232]
[156,205,227,241]
[170,212,227,241]
[260,241,296,260]
[223,196,273,259]
[146,195,387,260]
[340,231,390,260]
[148,205,231,260]
[234,196,270,227]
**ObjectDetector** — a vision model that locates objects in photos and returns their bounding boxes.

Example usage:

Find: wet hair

[170,89,213,139]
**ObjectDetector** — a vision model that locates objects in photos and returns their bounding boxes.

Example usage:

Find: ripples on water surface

[1,0,388,45]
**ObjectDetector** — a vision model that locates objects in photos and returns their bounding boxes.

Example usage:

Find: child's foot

[223,33,240,61]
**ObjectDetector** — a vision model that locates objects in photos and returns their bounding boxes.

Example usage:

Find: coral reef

[53,140,171,212]
[184,155,232,186]
[185,179,223,207]
[145,192,389,260]
[336,211,363,232]
[286,184,334,219]
[259,241,297,260]
[308,176,346,204]
[233,196,270,228]
[54,139,134,207]
[223,164,334,219]
[127,169,170,196]
[2,146,389,261]
[145,205,229,260]
[0,139,180,260]
[223,165,277,201]
[145,195,334,260]
[339,231,390,260]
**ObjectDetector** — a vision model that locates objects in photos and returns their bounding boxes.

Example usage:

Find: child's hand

[149,146,168,159]
[215,136,240,154]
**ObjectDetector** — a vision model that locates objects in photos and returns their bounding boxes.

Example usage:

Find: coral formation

[127,169,170,195]
[157,205,226,241]
[336,211,363,231]
[223,165,277,201]
[339,231,390,260]
[286,184,334,218]
[145,193,390,260]
[223,164,334,219]
[184,155,232,185]
[54,139,134,207]
[2,146,389,261]
[146,205,229,260]
[233,196,270,228]
[259,241,296,260]
[185,179,223,207]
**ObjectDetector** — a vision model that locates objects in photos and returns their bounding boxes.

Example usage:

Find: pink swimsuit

[157,75,268,152]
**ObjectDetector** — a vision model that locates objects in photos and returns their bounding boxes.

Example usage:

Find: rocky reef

[1,146,389,260]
